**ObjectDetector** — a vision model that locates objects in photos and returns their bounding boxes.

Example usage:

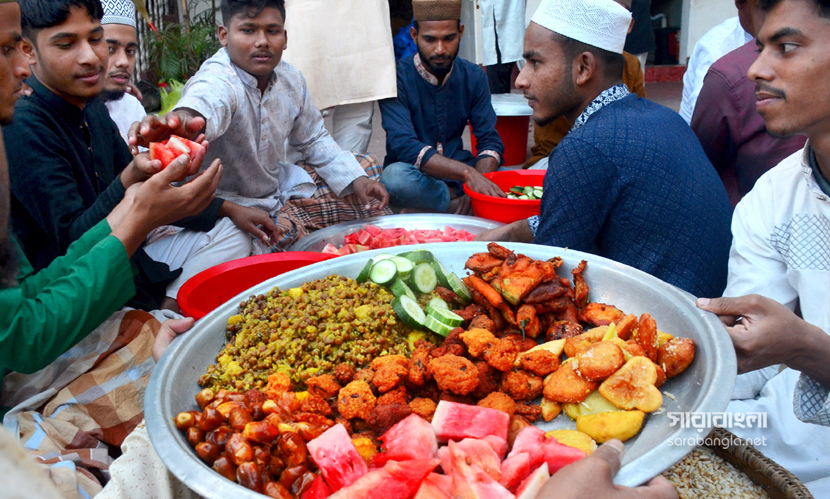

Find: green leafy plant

[159,79,185,115]
[147,9,221,84]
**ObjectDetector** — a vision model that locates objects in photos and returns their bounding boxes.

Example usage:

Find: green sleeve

[0,234,136,374]
[16,220,113,297]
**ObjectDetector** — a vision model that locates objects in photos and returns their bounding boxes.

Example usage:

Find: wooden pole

[181,0,191,34]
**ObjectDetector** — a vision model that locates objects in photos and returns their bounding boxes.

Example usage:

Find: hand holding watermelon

[149,135,205,171]
[128,109,206,156]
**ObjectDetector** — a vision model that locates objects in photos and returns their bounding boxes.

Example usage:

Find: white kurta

[281,0,397,110]
[104,93,146,144]
[480,0,526,66]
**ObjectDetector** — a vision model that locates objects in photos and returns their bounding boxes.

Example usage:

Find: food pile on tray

[322,225,476,256]
[177,244,697,498]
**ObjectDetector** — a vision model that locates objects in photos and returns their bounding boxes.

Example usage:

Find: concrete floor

[326,81,683,167]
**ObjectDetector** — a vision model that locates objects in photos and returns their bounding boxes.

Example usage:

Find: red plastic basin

[177,252,336,320]
[464,170,545,223]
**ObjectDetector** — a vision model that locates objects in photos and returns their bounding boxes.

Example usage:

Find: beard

[418,46,457,78]
[531,76,581,128]
[0,234,19,290]
[101,88,127,102]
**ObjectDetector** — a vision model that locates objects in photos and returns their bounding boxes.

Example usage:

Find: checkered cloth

[272,152,393,251]
[1,310,160,499]
[794,373,830,427]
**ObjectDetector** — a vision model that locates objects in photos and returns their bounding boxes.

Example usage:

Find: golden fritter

[545,320,584,342]
[353,368,374,385]
[525,372,544,401]
[516,304,541,338]
[470,314,496,333]
[491,256,557,305]
[477,392,516,418]
[579,303,626,327]
[635,313,659,362]
[501,333,539,353]
[367,404,413,436]
[484,339,518,372]
[371,355,409,371]
[298,394,332,416]
[409,397,437,423]
[373,362,408,393]
[543,359,599,404]
[460,328,498,358]
[306,374,341,399]
[614,314,638,341]
[337,381,377,420]
[465,252,505,273]
[574,341,625,381]
[333,363,356,385]
[523,280,569,304]
[572,260,589,309]
[657,338,696,378]
[472,361,502,399]
[519,349,560,376]
[427,355,479,395]
[455,303,488,322]
[515,403,543,423]
[377,386,407,406]
[500,371,530,401]
[408,346,431,387]
[263,372,292,400]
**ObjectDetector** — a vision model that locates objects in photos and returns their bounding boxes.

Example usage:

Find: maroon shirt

[691,40,806,207]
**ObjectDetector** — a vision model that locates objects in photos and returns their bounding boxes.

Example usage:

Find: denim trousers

[379,162,454,212]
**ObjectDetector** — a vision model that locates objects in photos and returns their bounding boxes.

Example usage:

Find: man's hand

[153,317,194,362]
[126,83,143,101]
[221,202,279,245]
[120,139,210,188]
[536,440,678,499]
[351,176,390,211]
[127,109,206,155]
[475,219,534,243]
[465,167,506,198]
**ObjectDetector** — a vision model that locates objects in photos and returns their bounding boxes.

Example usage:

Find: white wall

[679,0,737,62]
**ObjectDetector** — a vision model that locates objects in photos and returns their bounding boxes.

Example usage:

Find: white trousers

[329,101,375,154]
[143,218,252,299]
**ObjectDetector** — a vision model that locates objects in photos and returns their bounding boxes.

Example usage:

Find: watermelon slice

[149,135,202,169]
[307,424,368,492]
[321,244,341,256]
[439,438,502,481]
[329,459,441,499]
[515,463,550,499]
[300,475,332,499]
[499,453,532,492]
[483,435,508,460]
[506,426,586,474]
[426,472,453,495]
[432,401,510,443]
[374,414,438,466]
[448,441,515,499]
[414,473,453,499]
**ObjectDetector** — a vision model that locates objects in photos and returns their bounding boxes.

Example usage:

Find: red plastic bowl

[464,170,546,223]
[177,252,336,320]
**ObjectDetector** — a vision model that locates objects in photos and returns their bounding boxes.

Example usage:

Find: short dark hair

[413,20,462,31]
[19,0,104,41]
[221,0,286,25]
[551,32,625,81]
[758,0,830,16]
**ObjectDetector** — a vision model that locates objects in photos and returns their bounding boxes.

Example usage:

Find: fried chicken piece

[408,346,431,387]
[371,355,409,371]
[465,252,505,274]
[477,392,516,418]
[460,328,498,358]
[435,286,462,305]
[442,327,469,352]
[263,373,292,401]
[516,304,541,338]
[534,296,572,314]
[373,362,408,393]
[579,303,627,327]
[515,403,543,423]
[523,280,569,304]
[354,368,374,385]
[472,361,502,399]
[470,288,508,332]
[333,363,356,385]
[306,374,341,399]
[501,333,539,353]
[427,355,479,395]
[298,394,333,416]
[519,349,561,376]
[454,303,487,322]
[545,320,584,341]
[487,242,514,260]
[337,381,377,420]
[500,371,530,401]
[377,386,407,406]
[367,404,413,436]
[555,302,580,324]
[409,397,437,423]
[484,339,518,372]
[491,256,558,305]
[470,314,496,333]
[571,260,589,309]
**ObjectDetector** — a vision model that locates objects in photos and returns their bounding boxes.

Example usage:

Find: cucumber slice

[428,307,464,327]
[392,295,426,329]
[433,261,451,288]
[399,249,435,264]
[426,297,450,315]
[523,186,534,195]
[533,188,544,198]
[356,259,374,283]
[447,273,472,305]
[510,186,525,194]
[424,314,455,337]
[411,262,438,294]
[390,256,414,279]
[519,195,529,200]
[369,259,397,286]
[390,279,417,301]
[372,253,396,262]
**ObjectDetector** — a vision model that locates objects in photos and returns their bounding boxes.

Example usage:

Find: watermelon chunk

[426,472,453,495]
[374,414,438,466]
[149,142,182,169]
[321,244,341,256]
[307,424,368,492]
[439,438,502,481]
[329,459,441,499]
[506,426,586,474]
[432,401,510,443]
[515,463,550,499]
[364,224,382,237]
[448,441,515,499]
[499,453,532,492]
[483,435,508,460]
[414,473,453,499]
[300,475,332,499]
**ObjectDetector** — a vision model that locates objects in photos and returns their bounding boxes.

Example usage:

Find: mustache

[756,83,786,99]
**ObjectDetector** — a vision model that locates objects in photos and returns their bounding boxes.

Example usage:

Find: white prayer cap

[102,0,137,29]
[531,0,632,54]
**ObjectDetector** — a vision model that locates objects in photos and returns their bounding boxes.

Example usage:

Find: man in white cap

[478,0,733,301]
[101,0,146,143]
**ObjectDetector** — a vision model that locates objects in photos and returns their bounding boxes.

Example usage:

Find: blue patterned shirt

[530,92,733,297]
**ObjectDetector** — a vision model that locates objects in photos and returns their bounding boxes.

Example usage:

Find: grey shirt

[177,49,366,215]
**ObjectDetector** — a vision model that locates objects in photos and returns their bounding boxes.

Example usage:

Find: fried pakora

[572,260,590,309]
[574,341,625,381]
[484,339,518,372]
[408,346,431,386]
[409,397,437,422]
[305,374,342,399]
[635,313,659,362]
[546,320,584,341]
[465,252,505,273]
[477,392,516,418]
[519,349,560,376]
[377,386,407,406]
[427,355,479,395]
[579,303,626,326]
[543,359,599,404]
[367,403,412,436]
[657,338,696,378]
[337,380,377,420]
[333,363,356,385]
[460,328,498,358]
[373,362,408,393]
[472,361,502,399]
[515,403,543,422]
[469,314,496,333]
[298,394,332,416]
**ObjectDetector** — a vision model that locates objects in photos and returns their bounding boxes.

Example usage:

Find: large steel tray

[146,243,736,498]
[287,214,503,252]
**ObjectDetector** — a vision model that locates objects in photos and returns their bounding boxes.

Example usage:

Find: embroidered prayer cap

[102,0,137,28]
[412,0,462,21]
[531,0,632,54]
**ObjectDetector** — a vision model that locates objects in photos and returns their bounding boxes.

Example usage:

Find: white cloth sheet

[481,0,527,66]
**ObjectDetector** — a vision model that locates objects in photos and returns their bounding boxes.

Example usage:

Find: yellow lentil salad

[199,275,441,391]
